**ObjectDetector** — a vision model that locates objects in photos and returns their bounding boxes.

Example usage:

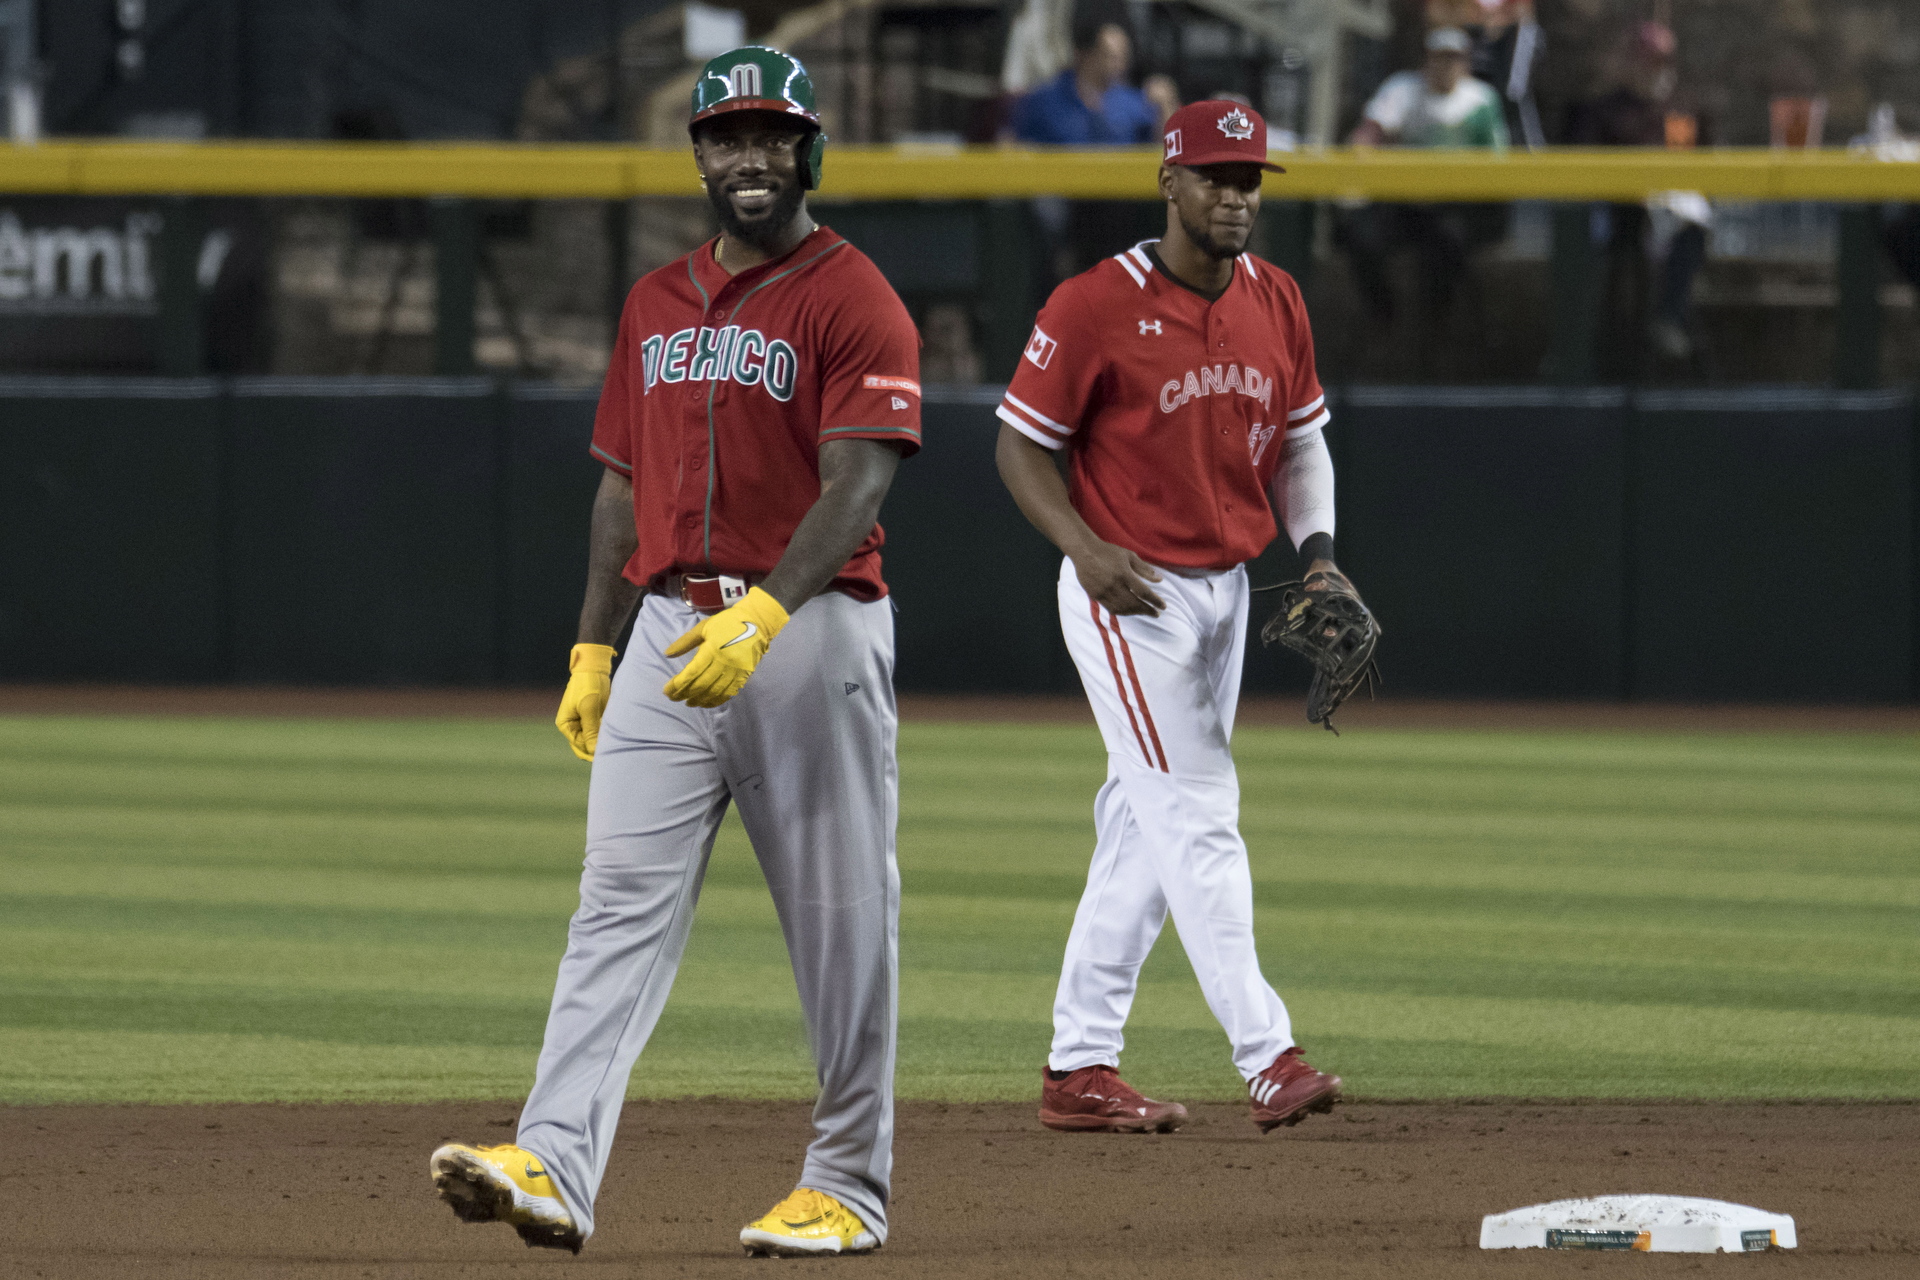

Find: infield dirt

[11,1099,1915,1278]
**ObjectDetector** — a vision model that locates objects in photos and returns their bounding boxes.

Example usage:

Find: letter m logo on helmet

[691,46,821,128]
[727,62,762,100]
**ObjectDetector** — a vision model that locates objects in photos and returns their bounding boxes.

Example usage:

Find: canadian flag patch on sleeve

[1023,326,1057,370]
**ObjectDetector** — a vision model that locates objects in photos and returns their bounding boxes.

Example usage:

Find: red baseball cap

[1161,100,1286,172]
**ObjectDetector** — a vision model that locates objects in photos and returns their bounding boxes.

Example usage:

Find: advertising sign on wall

[0,198,268,372]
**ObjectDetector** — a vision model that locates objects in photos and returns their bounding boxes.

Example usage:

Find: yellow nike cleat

[429,1142,582,1254]
[739,1187,880,1257]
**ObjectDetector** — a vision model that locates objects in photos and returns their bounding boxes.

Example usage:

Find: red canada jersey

[591,227,922,601]
[997,241,1329,570]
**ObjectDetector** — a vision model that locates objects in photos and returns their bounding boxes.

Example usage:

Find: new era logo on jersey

[859,375,918,413]
[1023,325,1057,370]
[1216,107,1255,140]
[641,325,799,401]
[1139,319,1162,335]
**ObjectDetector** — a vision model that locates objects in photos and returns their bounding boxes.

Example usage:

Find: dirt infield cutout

[9,1098,1915,1278]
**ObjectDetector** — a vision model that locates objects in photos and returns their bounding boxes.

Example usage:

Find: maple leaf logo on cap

[1216,107,1255,140]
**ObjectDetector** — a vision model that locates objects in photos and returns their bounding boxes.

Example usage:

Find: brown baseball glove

[1259,569,1381,733]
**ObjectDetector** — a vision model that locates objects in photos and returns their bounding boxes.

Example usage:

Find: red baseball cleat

[1039,1064,1188,1133]
[1247,1046,1342,1131]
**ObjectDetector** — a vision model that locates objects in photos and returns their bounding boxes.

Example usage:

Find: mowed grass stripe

[8,861,1913,938]
[5,869,1913,1008]
[0,714,1914,1104]
[4,899,1910,1036]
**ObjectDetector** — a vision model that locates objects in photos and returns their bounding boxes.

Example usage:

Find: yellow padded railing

[3,141,1919,201]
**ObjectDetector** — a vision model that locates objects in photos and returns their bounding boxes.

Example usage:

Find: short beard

[1177,210,1246,262]
[706,179,808,253]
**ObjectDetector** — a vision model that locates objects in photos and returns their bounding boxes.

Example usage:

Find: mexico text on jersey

[641,326,801,401]
[590,227,922,601]
[997,240,1329,571]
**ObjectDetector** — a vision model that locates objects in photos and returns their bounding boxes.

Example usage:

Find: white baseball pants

[1050,558,1294,1080]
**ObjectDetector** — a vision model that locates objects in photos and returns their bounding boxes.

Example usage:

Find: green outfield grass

[0,713,1915,1105]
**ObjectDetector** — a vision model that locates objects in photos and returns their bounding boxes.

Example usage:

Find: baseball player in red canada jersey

[428,48,919,1258]
[996,100,1347,1135]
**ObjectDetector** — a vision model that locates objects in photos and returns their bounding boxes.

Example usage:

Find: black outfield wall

[1,378,1912,701]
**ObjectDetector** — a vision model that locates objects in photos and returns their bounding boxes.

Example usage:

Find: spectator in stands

[1351,26,1507,149]
[1009,17,1178,145]
[1855,105,1920,296]
[1336,27,1509,372]
[920,303,982,384]
[1425,0,1543,148]
[1566,19,1711,367]
[1010,11,1180,281]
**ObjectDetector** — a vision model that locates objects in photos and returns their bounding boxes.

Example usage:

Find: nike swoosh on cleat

[782,1216,826,1229]
[720,622,759,649]
[524,1163,547,1181]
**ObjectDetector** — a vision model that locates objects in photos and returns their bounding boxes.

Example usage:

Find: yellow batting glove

[662,587,789,708]
[556,644,616,761]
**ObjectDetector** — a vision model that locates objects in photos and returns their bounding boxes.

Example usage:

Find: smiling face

[693,112,814,250]
[1161,162,1263,260]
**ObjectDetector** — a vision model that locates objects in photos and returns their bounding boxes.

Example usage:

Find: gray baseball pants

[516,589,900,1243]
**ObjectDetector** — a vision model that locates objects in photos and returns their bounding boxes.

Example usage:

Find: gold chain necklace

[715,223,817,273]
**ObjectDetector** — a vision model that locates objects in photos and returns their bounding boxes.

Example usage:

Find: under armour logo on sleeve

[1139,319,1162,335]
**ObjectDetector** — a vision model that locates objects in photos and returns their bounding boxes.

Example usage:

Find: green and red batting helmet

[690,46,826,189]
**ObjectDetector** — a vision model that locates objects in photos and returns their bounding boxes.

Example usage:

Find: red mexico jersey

[591,227,922,601]
[997,241,1328,570]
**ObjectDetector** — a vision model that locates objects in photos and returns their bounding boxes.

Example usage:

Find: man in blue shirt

[1010,18,1178,281]
[1011,20,1174,145]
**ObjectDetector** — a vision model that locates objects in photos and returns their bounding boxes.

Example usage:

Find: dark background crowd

[2,0,1918,386]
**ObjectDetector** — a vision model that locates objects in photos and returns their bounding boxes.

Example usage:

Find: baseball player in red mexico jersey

[996,100,1349,1135]
[428,48,919,1258]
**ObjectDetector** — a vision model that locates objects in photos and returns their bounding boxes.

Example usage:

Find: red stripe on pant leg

[1111,616,1169,772]
[1090,598,1154,768]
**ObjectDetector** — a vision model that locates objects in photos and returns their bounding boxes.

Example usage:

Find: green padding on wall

[1629,390,1914,701]
[0,379,1911,701]
[1332,389,1630,698]
[880,398,1077,693]
[223,380,503,684]
[502,388,601,683]
[0,380,224,680]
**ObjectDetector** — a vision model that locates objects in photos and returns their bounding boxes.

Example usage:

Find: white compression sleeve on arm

[1269,424,1336,551]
